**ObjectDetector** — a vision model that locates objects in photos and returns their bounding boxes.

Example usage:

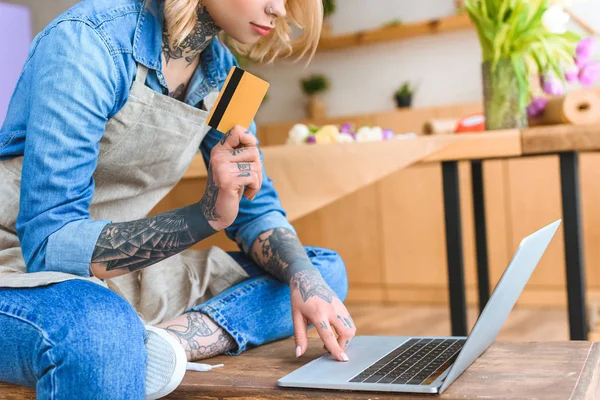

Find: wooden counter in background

[150,103,600,310]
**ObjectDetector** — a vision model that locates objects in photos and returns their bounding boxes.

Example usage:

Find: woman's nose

[269,0,286,19]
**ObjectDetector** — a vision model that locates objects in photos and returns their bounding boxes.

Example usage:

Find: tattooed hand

[290,267,356,363]
[200,125,262,231]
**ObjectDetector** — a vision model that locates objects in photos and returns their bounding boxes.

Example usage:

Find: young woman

[0,0,356,398]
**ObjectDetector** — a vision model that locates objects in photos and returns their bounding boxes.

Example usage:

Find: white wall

[4,0,600,124]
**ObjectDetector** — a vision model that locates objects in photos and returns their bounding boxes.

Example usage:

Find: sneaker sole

[145,326,187,400]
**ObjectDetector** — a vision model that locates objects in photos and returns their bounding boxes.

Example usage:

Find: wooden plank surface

[423,130,522,162]
[522,124,600,154]
[0,305,587,399]
[166,339,597,399]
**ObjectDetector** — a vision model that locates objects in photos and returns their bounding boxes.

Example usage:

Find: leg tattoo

[158,312,236,361]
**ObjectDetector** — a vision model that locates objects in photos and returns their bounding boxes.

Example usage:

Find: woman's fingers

[293,311,309,358]
[217,125,257,150]
[229,146,260,162]
[332,314,356,352]
[229,161,262,175]
[314,318,347,362]
[233,171,261,200]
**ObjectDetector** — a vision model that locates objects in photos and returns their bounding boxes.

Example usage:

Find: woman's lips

[251,23,273,36]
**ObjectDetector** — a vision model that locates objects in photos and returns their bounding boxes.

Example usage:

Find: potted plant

[301,74,330,119]
[322,0,336,36]
[394,82,414,108]
[464,0,580,130]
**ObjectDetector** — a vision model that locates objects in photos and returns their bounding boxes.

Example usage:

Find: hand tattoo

[338,315,354,329]
[200,166,220,222]
[237,162,251,171]
[92,202,216,272]
[238,172,251,177]
[290,270,336,303]
[231,147,248,156]
[220,129,232,145]
[320,321,328,330]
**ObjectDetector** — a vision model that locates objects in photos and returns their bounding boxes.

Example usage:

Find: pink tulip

[541,74,565,96]
[576,37,596,64]
[382,129,395,140]
[565,66,579,83]
[579,61,600,87]
[527,97,549,118]
[339,123,353,134]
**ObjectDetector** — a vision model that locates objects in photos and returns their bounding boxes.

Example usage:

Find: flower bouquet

[464,0,581,130]
[286,123,416,145]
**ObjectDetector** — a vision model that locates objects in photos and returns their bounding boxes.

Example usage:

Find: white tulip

[335,133,355,143]
[542,4,570,34]
[356,126,384,142]
[287,123,310,145]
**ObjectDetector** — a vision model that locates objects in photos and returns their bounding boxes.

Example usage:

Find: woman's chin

[225,31,261,45]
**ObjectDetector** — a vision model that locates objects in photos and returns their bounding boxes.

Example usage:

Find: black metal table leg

[442,161,468,337]
[471,160,490,314]
[559,152,588,340]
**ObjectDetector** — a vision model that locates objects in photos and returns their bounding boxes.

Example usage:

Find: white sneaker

[144,326,226,400]
[144,326,187,400]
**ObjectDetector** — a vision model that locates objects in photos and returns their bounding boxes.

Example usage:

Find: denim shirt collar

[133,0,228,104]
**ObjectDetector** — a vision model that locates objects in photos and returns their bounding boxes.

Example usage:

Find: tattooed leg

[157,312,236,362]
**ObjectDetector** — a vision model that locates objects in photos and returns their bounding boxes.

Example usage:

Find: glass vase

[482,59,528,130]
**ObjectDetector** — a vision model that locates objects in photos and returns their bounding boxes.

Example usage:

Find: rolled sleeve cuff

[46,219,112,277]
[233,211,297,254]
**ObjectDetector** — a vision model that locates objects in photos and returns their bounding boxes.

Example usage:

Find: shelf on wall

[315,13,473,53]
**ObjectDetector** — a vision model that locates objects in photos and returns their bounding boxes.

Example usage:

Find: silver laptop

[278,220,561,394]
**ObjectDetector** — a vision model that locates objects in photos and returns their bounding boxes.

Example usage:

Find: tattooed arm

[89,202,217,279]
[90,126,262,279]
[251,228,335,301]
[250,228,356,362]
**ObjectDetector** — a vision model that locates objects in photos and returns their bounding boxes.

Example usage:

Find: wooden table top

[0,338,597,399]
[165,338,600,400]
[182,124,600,180]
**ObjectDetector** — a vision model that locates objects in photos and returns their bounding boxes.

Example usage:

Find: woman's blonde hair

[163,0,323,63]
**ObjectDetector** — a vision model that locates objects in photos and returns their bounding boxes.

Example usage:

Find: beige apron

[0,64,249,325]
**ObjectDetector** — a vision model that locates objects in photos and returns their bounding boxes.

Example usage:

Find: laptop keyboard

[349,338,465,385]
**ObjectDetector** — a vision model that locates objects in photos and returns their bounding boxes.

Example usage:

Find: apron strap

[134,64,149,84]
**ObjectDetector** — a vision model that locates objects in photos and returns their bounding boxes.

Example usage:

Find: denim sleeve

[15,21,117,276]
[199,120,297,254]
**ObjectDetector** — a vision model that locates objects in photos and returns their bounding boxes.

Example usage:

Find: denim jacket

[0,0,295,276]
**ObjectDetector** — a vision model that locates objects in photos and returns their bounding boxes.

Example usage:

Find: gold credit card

[207,66,270,134]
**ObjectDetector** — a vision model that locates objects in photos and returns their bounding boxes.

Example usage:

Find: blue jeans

[0,246,348,399]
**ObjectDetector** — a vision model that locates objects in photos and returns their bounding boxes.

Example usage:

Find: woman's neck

[162,2,221,65]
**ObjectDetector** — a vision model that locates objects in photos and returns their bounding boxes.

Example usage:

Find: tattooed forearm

[290,270,336,303]
[200,165,220,221]
[162,313,236,361]
[91,201,216,273]
[162,2,221,65]
[251,228,316,283]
